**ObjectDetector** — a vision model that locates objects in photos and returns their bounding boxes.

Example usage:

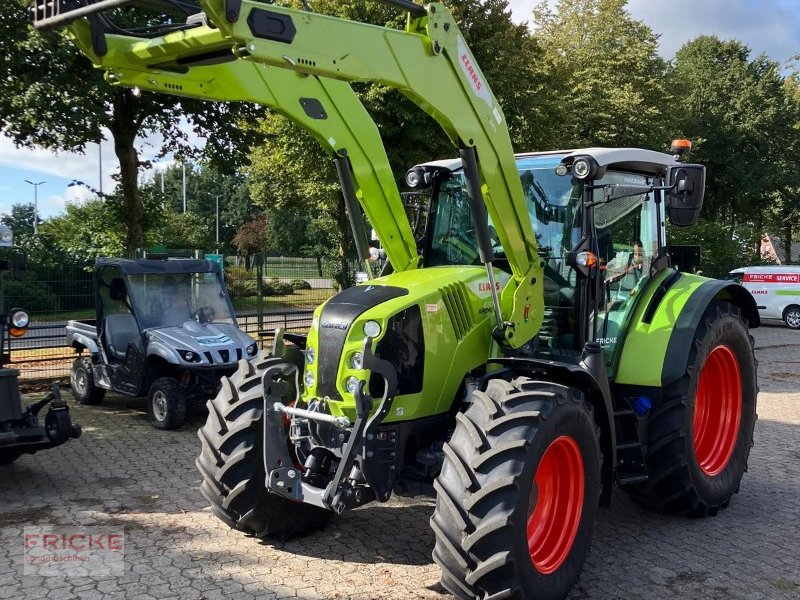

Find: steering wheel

[193,306,216,324]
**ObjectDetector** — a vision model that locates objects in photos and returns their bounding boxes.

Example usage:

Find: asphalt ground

[0,324,798,599]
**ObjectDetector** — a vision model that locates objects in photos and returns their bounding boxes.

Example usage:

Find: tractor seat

[104,313,141,361]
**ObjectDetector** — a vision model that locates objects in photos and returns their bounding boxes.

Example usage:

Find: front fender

[616,273,758,388]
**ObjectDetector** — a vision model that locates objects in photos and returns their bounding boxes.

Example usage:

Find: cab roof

[416,148,678,177]
[95,258,221,275]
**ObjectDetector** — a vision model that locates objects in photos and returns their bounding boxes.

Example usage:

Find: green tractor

[36,1,758,598]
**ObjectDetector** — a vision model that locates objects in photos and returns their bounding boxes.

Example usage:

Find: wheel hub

[527,435,584,575]
[786,310,800,329]
[73,369,87,394]
[693,344,742,476]
[152,391,168,422]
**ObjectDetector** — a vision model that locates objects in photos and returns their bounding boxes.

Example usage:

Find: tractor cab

[411,146,705,374]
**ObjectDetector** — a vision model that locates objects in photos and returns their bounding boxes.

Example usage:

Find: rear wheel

[625,301,757,515]
[196,353,333,538]
[432,377,601,600]
[147,378,186,430]
[784,305,800,329]
[70,357,106,405]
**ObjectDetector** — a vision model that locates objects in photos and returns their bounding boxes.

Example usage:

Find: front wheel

[784,305,800,329]
[432,377,601,600]
[147,378,187,430]
[196,353,333,538]
[625,301,757,515]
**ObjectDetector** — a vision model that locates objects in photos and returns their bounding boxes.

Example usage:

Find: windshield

[427,154,582,268]
[126,272,235,330]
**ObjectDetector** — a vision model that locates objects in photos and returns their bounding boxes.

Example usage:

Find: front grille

[219,349,230,363]
[204,351,214,364]
[441,282,474,340]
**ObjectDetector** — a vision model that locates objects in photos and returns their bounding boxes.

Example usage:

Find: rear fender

[616,273,759,388]
[69,333,98,354]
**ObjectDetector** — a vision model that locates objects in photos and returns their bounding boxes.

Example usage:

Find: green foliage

[532,0,670,150]
[0,0,265,254]
[39,197,126,263]
[263,278,294,296]
[667,219,753,279]
[290,279,312,290]
[2,274,60,313]
[669,36,800,248]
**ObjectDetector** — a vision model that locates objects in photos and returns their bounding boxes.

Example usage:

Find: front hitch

[260,339,398,513]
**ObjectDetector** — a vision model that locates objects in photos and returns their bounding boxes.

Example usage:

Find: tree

[0,1,264,256]
[139,163,254,249]
[669,37,800,258]
[531,0,670,150]
[40,197,126,263]
[1,203,38,239]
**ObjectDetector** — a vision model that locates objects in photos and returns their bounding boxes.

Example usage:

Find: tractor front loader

[34,1,759,598]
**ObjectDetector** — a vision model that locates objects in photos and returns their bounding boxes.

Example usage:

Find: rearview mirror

[665,164,705,227]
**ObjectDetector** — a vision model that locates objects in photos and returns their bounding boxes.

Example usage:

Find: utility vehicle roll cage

[32,0,544,349]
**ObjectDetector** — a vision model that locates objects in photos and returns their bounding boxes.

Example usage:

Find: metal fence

[4,254,359,381]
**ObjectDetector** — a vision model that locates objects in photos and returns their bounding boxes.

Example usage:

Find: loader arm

[35,0,544,346]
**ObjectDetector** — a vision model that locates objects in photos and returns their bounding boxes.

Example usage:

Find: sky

[2,0,799,223]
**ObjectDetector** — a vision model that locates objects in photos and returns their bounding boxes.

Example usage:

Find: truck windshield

[426,154,582,268]
[126,272,235,330]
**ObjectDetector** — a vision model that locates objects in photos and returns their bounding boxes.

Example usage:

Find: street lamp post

[215,194,220,248]
[23,180,46,235]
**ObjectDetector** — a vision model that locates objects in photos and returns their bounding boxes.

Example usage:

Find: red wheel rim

[693,345,742,476]
[527,435,584,575]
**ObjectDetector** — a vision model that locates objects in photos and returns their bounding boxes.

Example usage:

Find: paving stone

[0,325,798,599]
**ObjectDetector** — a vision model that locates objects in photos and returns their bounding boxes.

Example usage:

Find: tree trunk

[109,91,144,257]
[783,217,794,264]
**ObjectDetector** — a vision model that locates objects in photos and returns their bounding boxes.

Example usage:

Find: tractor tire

[147,378,187,430]
[0,450,21,465]
[432,377,602,600]
[70,357,106,405]
[783,305,800,330]
[196,354,333,539]
[624,301,757,516]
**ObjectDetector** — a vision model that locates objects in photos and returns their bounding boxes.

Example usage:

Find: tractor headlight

[363,320,381,338]
[346,376,362,394]
[305,347,315,364]
[304,370,315,387]
[179,349,201,363]
[571,156,599,181]
[405,168,422,188]
[10,309,29,329]
[349,351,364,370]
[246,342,258,357]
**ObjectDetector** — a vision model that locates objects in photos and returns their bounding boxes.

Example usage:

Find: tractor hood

[145,321,256,367]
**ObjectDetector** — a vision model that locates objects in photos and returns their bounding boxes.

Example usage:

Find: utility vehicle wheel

[0,450,21,465]
[432,377,601,600]
[147,378,186,430]
[625,301,757,516]
[784,305,800,330]
[70,357,106,405]
[196,353,333,538]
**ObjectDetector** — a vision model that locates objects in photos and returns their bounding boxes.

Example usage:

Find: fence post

[256,253,264,334]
